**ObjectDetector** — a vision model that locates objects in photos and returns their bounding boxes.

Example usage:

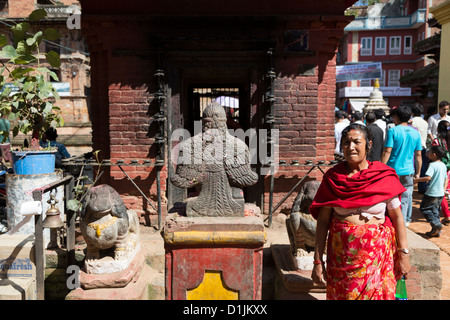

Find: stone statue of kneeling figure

[170,101,258,217]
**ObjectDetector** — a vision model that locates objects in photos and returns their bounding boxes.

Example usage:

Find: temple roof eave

[400,63,439,87]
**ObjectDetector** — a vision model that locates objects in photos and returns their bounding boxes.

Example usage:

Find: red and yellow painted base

[162,215,266,300]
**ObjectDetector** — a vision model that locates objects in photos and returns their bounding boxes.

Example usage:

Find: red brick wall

[81,20,170,220]
[405,265,422,300]
[264,31,341,214]
[7,0,35,18]
[107,54,168,220]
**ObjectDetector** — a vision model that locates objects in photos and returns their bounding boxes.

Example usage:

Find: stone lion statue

[286,180,320,258]
[80,184,140,261]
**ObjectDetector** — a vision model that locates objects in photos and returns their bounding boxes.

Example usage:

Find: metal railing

[62,158,163,229]
[32,175,74,300]
[29,158,161,299]
[266,160,336,227]
[345,9,427,31]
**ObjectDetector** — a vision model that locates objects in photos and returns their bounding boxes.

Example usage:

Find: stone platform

[66,249,149,300]
[271,244,326,300]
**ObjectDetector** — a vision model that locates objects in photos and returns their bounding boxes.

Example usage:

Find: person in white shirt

[411,103,431,194]
[411,103,429,150]
[343,111,350,125]
[334,110,349,155]
[427,100,450,141]
[352,111,365,126]
[374,109,387,140]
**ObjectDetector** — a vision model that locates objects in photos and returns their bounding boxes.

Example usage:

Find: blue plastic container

[11,151,56,175]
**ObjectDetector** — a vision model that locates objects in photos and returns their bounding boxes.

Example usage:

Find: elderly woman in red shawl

[310,123,411,300]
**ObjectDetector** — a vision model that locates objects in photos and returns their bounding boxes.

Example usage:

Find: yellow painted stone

[163,230,266,245]
[186,271,239,300]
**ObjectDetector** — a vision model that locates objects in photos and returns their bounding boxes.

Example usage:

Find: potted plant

[0,9,64,175]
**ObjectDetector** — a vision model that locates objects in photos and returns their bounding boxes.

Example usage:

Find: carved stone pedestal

[271,245,326,300]
[162,214,266,300]
[66,249,149,300]
[84,244,141,275]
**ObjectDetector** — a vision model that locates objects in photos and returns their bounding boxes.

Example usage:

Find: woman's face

[341,129,370,165]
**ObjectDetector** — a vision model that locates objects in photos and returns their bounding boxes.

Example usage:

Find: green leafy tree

[346,0,380,16]
[0,9,64,144]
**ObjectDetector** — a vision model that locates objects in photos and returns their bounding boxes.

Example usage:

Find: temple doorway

[166,61,264,209]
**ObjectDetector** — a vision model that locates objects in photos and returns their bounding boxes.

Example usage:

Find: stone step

[143,252,165,300]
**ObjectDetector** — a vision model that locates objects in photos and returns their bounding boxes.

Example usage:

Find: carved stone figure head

[202,101,227,132]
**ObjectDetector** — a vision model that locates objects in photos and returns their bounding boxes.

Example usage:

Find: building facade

[338,0,444,113]
[0,0,91,156]
[431,1,450,104]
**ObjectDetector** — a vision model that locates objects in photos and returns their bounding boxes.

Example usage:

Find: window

[390,36,401,55]
[0,1,8,13]
[379,70,386,87]
[192,87,239,120]
[375,37,386,55]
[361,37,372,56]
[403,69,413,76]
[402,6,407,16]
[404,36,412,55]
[360,79,371,86]
[388,70,400,87]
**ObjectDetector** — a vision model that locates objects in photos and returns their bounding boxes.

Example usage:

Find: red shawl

[309,161,406,219]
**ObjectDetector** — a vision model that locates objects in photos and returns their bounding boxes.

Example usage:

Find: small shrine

[363,79,390,115]
[162,103,265,300]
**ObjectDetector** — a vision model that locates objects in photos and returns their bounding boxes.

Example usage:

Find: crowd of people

[333,100,450,233]
[312,100,450,300]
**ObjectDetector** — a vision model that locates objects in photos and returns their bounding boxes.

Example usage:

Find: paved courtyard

[409,188,450,300]
[139,185,450,300]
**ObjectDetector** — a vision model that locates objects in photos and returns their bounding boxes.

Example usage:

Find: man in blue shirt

[381,106,422,226]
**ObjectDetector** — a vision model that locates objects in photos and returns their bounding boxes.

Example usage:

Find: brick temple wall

[81,2,351,222]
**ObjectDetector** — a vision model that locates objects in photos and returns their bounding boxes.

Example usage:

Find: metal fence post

[32,190,45,300]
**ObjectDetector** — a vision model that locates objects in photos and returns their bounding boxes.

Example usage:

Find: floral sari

[326,216,397,300]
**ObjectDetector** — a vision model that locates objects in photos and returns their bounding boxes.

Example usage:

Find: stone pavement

[409,188,450,300]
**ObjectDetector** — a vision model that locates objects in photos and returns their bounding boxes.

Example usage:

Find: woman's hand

[387,205,411,279]
[395,253,411,280]
[312,207,332,286]
[311,262,326,285]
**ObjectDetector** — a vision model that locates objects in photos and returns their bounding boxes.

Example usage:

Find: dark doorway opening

[186,85,248,135]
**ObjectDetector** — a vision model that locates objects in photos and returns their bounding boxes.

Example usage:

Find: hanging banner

[339,86,411,97]
[336,62,382,82]
[0,82,70,96]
